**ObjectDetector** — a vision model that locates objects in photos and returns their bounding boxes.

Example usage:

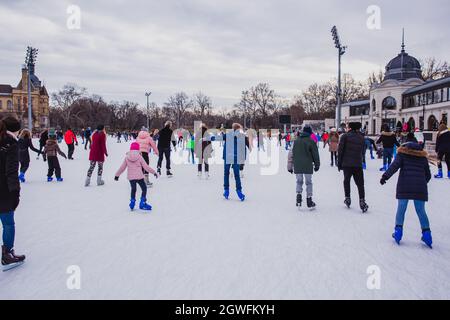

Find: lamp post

[25,46,38,131]
[145,92,152,129]
[331,26,347,129]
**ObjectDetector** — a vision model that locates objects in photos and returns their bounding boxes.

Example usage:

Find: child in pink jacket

[136,128,159,186]
[115,142,158,211]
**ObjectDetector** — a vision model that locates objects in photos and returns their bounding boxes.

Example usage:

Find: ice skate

[237,190,245,202]
[139,198,152,211]
[18,172,25,183]
[344,197,351,208]
[307,197,316,210]
[296,193,302,207]
[47,177,53,182]
[392,226,403,245]
[84,176,91,187]
[421,230,433,249]
[360,199,369,213]
[129,198,136,211]
[2,246,25,272]
[167,170,173,178]
[434,169,443,179]
[97,176,105,186]
[223,189,230,200]
[57,177,64,182]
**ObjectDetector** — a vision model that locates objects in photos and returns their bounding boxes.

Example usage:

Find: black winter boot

[307,197,316,209]
[344,197,351,208]
[296,193,302,207]
[360,199,369,213]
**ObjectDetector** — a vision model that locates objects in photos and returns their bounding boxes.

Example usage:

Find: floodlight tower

[25,46,39,130]
[145,92,152,129]
[331,26,347,128]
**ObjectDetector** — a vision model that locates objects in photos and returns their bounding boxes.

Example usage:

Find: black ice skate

[344,197,351,208]
[360,199,369,213]
[296,193,302,207]
[307,198,316,210]
[167,170,173,178]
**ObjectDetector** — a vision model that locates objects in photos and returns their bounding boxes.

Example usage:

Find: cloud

[0,0,449,109]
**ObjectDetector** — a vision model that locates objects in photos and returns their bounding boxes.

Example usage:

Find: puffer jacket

[338,130,365,169]
[0,133,20,213]
[43,139,66,159]
[436,130,450,153]
[382,142,431,201]
[136,131,158,154]
[115,150,156,181]
[376,131,400,149]
[328,132,339,152]
[287,132,320,174]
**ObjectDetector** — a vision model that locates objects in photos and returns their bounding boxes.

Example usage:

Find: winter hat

[303,126,313,135]
[48,128,56,138]
[330,128,337,133]
[130,142,140,151]
[97,125,105,131]
[349,122,362,131]
[2,116,21,133]
[141,126,149,132]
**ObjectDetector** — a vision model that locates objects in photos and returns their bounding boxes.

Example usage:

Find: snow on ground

[1,137,450,300]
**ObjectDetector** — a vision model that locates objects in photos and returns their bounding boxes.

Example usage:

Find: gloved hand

[288,169,293,174]
[314,166,320,172]
[75,142,78,146]
[380,178,386,185]
[154,173,160,179]
[114,176,119,181]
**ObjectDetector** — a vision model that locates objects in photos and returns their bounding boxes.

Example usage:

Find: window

[434,90,442,104]
[382,96,397,110]
[426,92,433,105]
[372,99,376,111]
[0,100,3,110]
[7,100,12,111]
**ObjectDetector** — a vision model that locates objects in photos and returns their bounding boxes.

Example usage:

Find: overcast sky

[0,0,449,109]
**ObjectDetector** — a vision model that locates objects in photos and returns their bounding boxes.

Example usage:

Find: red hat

[130,142,140,151]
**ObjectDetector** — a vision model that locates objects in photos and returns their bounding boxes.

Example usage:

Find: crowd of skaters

[0,114,449,270]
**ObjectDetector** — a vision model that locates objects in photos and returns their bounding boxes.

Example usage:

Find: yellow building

[0,65,49,129]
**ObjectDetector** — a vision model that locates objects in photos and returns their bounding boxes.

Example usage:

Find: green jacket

[287,133,320,174]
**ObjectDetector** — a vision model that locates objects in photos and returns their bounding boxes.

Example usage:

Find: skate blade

[2,261,24,272]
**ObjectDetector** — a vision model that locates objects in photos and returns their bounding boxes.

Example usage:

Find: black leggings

[438,152,450,170]
[330,152,338,165]
[157,148,171,170]
[20,160,30,174]
[130,179,147,200]
[142,152,150,174]
[343,167,365,200]
[47,156,61,179]
[198,158,209,172]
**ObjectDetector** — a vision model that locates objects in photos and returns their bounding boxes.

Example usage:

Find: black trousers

[84,138,91,150]
[142,152,150,174]
[130,179,147,200]
[47,156,61,179]
[330,152,338,165]
[343,167,365,200]
[19,160,30,174]
[157,148,171,170]
[198,161,209,172]
[437,152,450,170]
[67,143,75,159]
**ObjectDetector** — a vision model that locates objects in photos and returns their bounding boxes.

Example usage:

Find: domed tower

[384,31,423,81]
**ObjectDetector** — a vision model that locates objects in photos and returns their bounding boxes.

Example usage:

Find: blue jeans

[0,212,15,250]
[383,148,394,166]
[395,200,430,230]
[224,164,242,191]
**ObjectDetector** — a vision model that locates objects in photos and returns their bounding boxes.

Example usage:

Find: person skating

[43,129,67,182]
[85,125,108,187]
[64,127,78,160]
[380,141,433,248]
[338,122,369,213]
[115,142,158,211]
[17,129,41,183]
[84,127,92,150]
[327,128,339,167]
[434,123,450,179]
[37,128,48,159]
[377,125,400,171]
[196,124,213,179]
[117,131,122,143]
[136,127,159,186]
[287,126,320,209]
[0,117,26,271]
[157,121,176,177]
[363,134,378,170]
[223,123,249,201]
[187,133,195,165]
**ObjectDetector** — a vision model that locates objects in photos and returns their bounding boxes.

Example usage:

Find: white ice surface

[0,138,449,300]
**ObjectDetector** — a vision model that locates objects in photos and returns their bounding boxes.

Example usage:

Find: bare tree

[421,57,450,81]
[164,92,193,128]
[193,92,212,120]
[51,83,87,128]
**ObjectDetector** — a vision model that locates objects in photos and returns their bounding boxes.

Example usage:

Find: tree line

[49,57,450,131]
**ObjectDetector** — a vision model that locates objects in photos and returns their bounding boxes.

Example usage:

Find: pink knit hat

[130,142,140,151]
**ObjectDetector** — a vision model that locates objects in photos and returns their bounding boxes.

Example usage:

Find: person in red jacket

[85,125,108,187]
[64,128,78,160]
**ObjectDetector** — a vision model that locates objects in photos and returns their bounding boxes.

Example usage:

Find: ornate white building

[342,40,449,135]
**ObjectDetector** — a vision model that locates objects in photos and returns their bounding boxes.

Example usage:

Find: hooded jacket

[435,129,450,153]
[43,139,66,159]
[0,132,20,213]
[115,150,156,181]
[136,131,158,154]
[287,132,320,174]
[382,143,431,201]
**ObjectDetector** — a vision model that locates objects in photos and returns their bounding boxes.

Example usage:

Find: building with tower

[342,33,449,135]
[0,55,49,129]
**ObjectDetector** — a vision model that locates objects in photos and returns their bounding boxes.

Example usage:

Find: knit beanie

[130,142,140,151]
[303,126,313,135]
[349,122,362,131]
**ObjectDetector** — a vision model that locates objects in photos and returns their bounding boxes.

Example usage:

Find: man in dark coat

[157,121,176,177]
[435,123,450,179]
[338,122,369,213]
[287,126,320,209]
[380,142,432,248]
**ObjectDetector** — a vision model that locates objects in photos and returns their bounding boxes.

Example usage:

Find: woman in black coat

[0,117,26,268]
[18,129,40,183]
[380,142,433,248]
[435,123,450,179]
